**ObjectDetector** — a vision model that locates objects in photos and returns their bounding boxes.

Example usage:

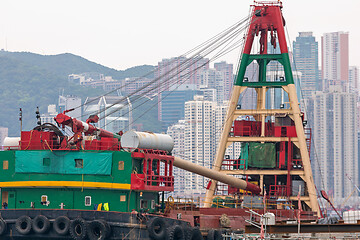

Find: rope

[44,140,53,152]
[23,130,34,150]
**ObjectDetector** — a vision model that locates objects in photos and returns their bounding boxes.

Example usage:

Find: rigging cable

[92,17,252,121]
[102,30,248,129]
[99,15,258,128]
[70,15,253,117]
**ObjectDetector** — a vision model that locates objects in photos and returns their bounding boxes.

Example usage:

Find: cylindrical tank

[3,137,20,150]
[173,157,261,194]
[121,131,174,152]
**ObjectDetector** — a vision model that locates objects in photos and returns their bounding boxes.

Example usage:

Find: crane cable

[70,15,253,117]
[84,16,252,121]
[98,15,257,127]
[103,31,248,130]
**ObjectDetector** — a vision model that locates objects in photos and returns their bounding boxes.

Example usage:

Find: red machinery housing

[131,150,174,192]
[232,120,274,137]
[21,130,58,150]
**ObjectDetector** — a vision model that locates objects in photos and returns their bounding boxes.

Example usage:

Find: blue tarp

[15,151,112,175]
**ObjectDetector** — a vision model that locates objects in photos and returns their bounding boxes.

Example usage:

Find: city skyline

[0,0,359,70]
[2,0,357,231]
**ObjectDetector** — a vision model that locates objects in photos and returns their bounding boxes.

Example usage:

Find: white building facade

[311,86,358,205]
[321,32,349,90]
[167,120,186,195]
[168,97,241,197]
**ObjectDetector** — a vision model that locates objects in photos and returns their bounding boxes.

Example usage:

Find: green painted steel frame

[234,53,294,87]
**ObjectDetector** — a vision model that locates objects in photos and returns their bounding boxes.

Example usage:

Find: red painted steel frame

[244,2,287,54]
[131,150,174,191]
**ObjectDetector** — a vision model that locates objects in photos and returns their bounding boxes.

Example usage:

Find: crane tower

[204,1,319,215]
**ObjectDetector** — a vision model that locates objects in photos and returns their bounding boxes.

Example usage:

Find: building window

[3,161,8,170]
[43,158,50,166]
[118,161,124,170]
[41,195,48,202]
[41,195,50,206]
[85,196,91,206]
[151,200,155,209]
[120,195,126,202]
[75,159,83,168]
[140,199,148,209]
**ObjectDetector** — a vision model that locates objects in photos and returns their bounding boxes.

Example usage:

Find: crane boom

[54,112,121,140]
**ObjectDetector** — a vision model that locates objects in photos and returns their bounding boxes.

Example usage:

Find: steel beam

[245,223,360,233]
[219,170,305,176]
[227,137,298,142]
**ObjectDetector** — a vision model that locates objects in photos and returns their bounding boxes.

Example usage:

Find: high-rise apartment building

[215,102,241,159]
[168,98,242,196]
[349,66,360,129]
[199,69,224,104]
[154,56,209,91]
[309,86,358,204]
[240,61,258,110]
[155,56,209,120]
[160,85,202,132]
[167,120,186,195]
[122,77,154,97]
[214,61,234,101]
[183,95,216,196]
[321,32,349,90]
[167,95,217,196]
[265,71,302,109]
[349,66,359,95]
[293,32,319,99]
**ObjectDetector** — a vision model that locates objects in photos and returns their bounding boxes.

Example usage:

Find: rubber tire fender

[54,216,71,236]
[32,215,50,234]
[183,225,192,240]
[87,220,108,240]
[0,219,7,236]
[15,215,32,235]
[99,219,111,238]
[191,227,203,240]
[206,229,221,240]
[69,218,88,240]
[147,217,167,240]
[167,225,185,240]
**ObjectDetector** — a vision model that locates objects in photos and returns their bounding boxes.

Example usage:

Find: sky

[0,0,359,71]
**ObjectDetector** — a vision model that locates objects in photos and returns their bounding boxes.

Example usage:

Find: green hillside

[0,51,158,136]
[0,51,154,79]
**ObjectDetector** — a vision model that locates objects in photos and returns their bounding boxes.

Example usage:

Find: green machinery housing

[0,150,161,213]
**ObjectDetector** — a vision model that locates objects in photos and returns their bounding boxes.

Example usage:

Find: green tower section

[234,53,294,87]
